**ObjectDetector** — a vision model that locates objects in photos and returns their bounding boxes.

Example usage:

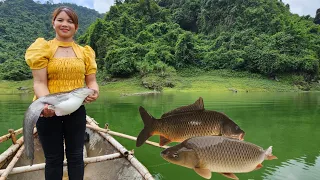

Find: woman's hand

[85,74,99,104]
[40,104,55,117]
[84,90,99,103]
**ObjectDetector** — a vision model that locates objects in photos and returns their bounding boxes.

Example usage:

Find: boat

[0,116,154,180]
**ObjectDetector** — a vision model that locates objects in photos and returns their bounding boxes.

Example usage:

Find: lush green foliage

[0,0,102,80]
[78,0,320,90]
[1,0,319,91]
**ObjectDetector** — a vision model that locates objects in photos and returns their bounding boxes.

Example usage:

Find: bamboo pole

[126,155,154,180]
[0,153,124,176]
[0,137,24,167]
[86,116,155,180]
[0,128,36,167]
[85,124,169,149]
[86,123,129,157]
[0,145,25,180]
[0,128,23,143]
[8,129,17,144]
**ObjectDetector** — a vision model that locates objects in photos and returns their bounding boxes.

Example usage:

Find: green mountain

[79,0,320,90]
[0,0,102,80]
[1,0,320,92]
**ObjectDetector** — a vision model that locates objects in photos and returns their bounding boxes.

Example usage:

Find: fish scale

[155,111,227,141]
[189,136,265,173]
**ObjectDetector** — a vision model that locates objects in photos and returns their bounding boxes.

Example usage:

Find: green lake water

[0,91,319,180]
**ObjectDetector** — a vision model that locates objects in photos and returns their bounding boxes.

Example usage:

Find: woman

[25,6,99,180]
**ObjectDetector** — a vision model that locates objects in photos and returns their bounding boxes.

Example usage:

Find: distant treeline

[78,0,319,87]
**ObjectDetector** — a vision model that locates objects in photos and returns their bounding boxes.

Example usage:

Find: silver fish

[23,87,94,165]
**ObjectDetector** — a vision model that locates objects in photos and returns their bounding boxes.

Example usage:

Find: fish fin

[254,163,263,170]
[194,168,211,179]
[220,173,239,180]
[161,97,205,118]
[159,136,171,146]
[136,106,155,147]
[136,128,151,147]
[267,155,278,160]
[265,146,278,160]
[46,105,58,114]
[47,105,54,110]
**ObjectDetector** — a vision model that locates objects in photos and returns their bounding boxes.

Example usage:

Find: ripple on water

[263,155,320,180]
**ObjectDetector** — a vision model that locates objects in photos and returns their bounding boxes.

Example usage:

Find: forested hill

[1,0,320,91]
[79,0,319,89]
[0,0,102,80]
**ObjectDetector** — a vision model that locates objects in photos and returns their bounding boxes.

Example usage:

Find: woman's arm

[32,68,49,98]
[84,74,99,103]
[32,68,55,117]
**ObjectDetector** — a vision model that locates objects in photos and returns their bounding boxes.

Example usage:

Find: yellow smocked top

[25,38,97,97]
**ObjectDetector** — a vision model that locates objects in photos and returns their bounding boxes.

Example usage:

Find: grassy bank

[0,79,34,94]
[1,70,319,95]
[170,69,315,92]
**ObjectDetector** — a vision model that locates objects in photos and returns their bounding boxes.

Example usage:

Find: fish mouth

[160,150,166,157]
[160,149,170,158]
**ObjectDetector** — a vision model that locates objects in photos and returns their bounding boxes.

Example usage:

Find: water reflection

[1,92,320,180]
[263,154,320,180]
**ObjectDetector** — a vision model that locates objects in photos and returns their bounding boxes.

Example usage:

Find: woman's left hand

[84,90,99,103]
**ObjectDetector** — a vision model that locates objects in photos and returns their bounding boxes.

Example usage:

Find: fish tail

[136,106,155,147]
[23,121,35,165]
[23,103,43,166]
[265,146,278,160]
[28,159,34,166]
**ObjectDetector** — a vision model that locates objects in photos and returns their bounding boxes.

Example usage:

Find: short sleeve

[83,45,97,75]
[25,38,51,69]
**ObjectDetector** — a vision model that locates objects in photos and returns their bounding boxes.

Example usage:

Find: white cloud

[74,0,94,9]
[93,0,114,13]
[34,0,113,13]
[281,0,319,17]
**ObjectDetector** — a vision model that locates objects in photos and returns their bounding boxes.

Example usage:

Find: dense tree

[1,0,320,89]
[80,0,319,83]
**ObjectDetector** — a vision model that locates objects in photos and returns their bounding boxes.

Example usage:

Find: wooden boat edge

[0,115,155,180]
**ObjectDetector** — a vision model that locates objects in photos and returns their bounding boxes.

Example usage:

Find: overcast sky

[35,0,318,17]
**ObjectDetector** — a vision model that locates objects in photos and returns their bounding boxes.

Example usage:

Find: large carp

[23,87,95,165]
[161,136,277,180]
[136,97,245,147]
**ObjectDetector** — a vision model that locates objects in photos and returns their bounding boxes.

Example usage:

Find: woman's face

[53,11,77,41]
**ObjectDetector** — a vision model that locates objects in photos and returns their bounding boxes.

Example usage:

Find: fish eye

[172,153,179,158]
